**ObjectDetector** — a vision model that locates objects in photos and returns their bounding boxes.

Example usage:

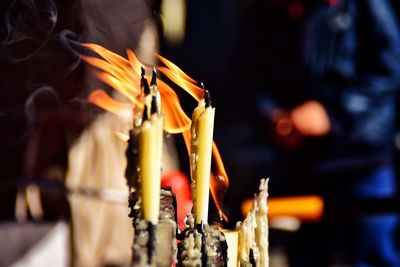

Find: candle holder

[129,188,178,266]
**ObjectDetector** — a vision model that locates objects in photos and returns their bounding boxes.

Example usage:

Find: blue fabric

[350,166,400,267]
[349,166,397,198]
[288,165,400,267]
[233,0,400,265]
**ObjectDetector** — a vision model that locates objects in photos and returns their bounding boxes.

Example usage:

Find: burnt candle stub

[131,188,177,267]
[237,179,269,267]
[125,129,140,189]
[178,216,228,267]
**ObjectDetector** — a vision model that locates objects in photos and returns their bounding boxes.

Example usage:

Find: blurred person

[229,0,400,266]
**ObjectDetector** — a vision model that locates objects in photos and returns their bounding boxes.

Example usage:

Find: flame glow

[89,89,132,119]
[82,43,229,221]
[114,132,130,143]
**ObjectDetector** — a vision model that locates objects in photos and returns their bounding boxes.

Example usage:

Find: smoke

[0,0,83,154]
[2,0,57,62]
[1,0,81,84]
[0,0,157,181]
[24,86,60,125]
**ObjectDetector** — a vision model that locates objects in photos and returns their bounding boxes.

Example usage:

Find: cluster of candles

[136,66,215,228]
[81,42,269,266]
[135,66,268,267]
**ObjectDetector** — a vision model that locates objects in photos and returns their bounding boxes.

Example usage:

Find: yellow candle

[152,114,164,184]
[190,100,205,181]
[139,116,163,224]
[191,100,215,224]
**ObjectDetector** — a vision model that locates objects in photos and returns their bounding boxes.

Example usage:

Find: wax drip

[249,248,256,267]
[197,223,208,266]
[221,236,229,267]
[125,130,135,188]
[128,192,138,222]
[147,221,156,264]
[125,130,140,190]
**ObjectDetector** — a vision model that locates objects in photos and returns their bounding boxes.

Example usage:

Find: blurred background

[1,0,400,266]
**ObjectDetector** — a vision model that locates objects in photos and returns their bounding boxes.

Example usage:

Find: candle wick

[150,67,157,86]
[143,78,151,95]
[204,90,212,108]
[249,248,257,267]
[150,95,158,115]
[141,66,145,79]
[200,82,212,107]
[140,66,151,96]
[142,105,149,121]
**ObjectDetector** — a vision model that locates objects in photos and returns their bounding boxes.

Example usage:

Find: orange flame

[89,89,133,118]
[210,142,229,222]
[114,132,130,143]
[82,43,229,221]
[156,54,203,101]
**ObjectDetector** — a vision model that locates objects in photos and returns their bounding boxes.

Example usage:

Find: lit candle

[138,69,164,225]
[191,90,215,224]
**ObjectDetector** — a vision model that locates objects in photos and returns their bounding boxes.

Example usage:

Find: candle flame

[89,89,133,119]
[210,141,229,222]
[114,132,130,143]
[82,43,229,221]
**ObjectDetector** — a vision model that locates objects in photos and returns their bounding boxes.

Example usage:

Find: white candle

[191,98,215,224]
[238,178,269,266]
[221,229,239,267]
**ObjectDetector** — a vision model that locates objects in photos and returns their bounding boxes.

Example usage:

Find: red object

[288,2,304,20]
[325,0,340,6]
[161,171,192,229]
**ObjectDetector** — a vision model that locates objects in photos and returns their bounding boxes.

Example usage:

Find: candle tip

[249,248,256,266]
[143,78,151,95]
[141,66,145,78]
[150,95,157,115]
[142,105,149,121]
[204,90,212,108]
[140,66,146,79]
[140,67,150,95]
[151,67,157,86]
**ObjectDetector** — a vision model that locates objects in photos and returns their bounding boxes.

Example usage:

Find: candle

[238,178,269,266]
[138,69,164,225]
[191,90,215,224]
[221,229,239,267]
[139,121,155,224]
